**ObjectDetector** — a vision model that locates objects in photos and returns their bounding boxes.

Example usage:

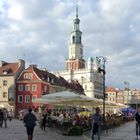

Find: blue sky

[0,0,140,89]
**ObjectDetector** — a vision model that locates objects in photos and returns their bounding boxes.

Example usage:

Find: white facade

[52,6,104,99]
[52,66,103,98]
[69,44,83,60]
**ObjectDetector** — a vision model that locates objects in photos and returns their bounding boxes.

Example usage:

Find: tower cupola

[66,1,85,71]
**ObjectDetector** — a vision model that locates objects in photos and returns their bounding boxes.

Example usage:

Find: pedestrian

[41,112,47,131]
[23,108,37,140]
[91,107,102,140]
[0,109,3,127]
[8,111,13,122]
[135,107,140,140]
[3,108,8,128]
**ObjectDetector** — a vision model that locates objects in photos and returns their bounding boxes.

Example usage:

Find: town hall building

[53,5,104,99]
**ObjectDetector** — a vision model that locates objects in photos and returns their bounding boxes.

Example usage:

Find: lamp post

[124,81,129,107]
[134,90,139,110]
[98,56,107,124]
[115,88,118,103]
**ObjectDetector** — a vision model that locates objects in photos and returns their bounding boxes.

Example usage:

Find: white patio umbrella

[40,91,102,107]
[32,98,57,104]
[42,91,81,101]
[57,95,102,106]
[54,99,101,107]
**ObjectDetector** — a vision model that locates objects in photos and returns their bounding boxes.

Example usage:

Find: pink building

[16,65,84,115]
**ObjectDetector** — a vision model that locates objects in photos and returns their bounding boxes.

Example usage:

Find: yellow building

[0,59,25,111]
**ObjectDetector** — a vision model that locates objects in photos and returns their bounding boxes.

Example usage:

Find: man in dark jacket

[135,107,140,139]
[0,109,3,127]
[23,108,37,140]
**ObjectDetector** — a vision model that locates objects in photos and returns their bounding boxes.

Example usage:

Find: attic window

[3,71,7,75]
[3,68,12,74]
[24,73,33,80]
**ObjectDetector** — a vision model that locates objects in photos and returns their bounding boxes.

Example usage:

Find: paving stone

[0,119,137,140]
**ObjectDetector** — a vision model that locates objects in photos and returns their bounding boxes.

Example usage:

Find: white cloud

[0,0,140,89]
[8,3,23,20]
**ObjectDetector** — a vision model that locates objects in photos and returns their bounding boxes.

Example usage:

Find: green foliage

[40,105,45,110]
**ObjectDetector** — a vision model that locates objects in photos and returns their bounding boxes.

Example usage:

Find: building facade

[53,6,103,99]
[0,59,25,111]
[130,89,140,109]
[106,86,134,105]
[123,90,132,105]
[106,87,118,103]
[16,65,84,115]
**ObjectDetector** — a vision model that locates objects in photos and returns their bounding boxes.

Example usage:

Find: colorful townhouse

[0,59,25,112]
[16,65,84,115]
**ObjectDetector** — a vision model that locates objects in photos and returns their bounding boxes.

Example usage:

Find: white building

[52,5,103,99]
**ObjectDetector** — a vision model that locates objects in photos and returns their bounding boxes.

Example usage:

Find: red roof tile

[106,87,116,92]
[0,62,19,75]
[24,65,84,95]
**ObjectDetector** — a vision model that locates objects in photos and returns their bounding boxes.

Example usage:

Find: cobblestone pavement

[100,121,136,140]
[0,119,136,140]
[0,119,86,140]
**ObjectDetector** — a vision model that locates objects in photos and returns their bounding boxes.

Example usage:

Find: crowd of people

[17,106,140,140]
[0,108,14,128]
[39,109,92,131]
[0,107,137,140]
[36,108,134,133]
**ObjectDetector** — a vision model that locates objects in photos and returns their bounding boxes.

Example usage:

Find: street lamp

[124,81,130,107]
[133,90,139,110]
[98,56,107,124]
[115,88,118,103]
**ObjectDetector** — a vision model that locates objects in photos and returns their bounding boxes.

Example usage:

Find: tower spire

[76,0,78,18]
[66,0,85,71]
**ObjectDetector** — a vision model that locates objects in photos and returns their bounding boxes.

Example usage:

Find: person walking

[3,109,8,128]
[91,107,102,140]
[41,112,47,131]
[23,108,37,140]
[8,111,13,122]
[0,109,3,128]
[135,107,140,140]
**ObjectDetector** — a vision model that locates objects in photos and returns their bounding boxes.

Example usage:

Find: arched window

[24,73,33,79]
[72,36,75,44]
[24,73,28,79]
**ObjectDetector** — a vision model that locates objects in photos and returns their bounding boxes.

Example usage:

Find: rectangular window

[25,95,30,103]
[29,73,33,79]
[25,84,30,91]
[3,80,7,86]
[44,86,47,92]
[3,92,7,98]
[32,84,37,91]
[18,95,23,103]
[85,85,87,90]
[32,95,37,101]
[18,85,23,91]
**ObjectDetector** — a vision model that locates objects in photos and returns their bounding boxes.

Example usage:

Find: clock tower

[66,3,85,71]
